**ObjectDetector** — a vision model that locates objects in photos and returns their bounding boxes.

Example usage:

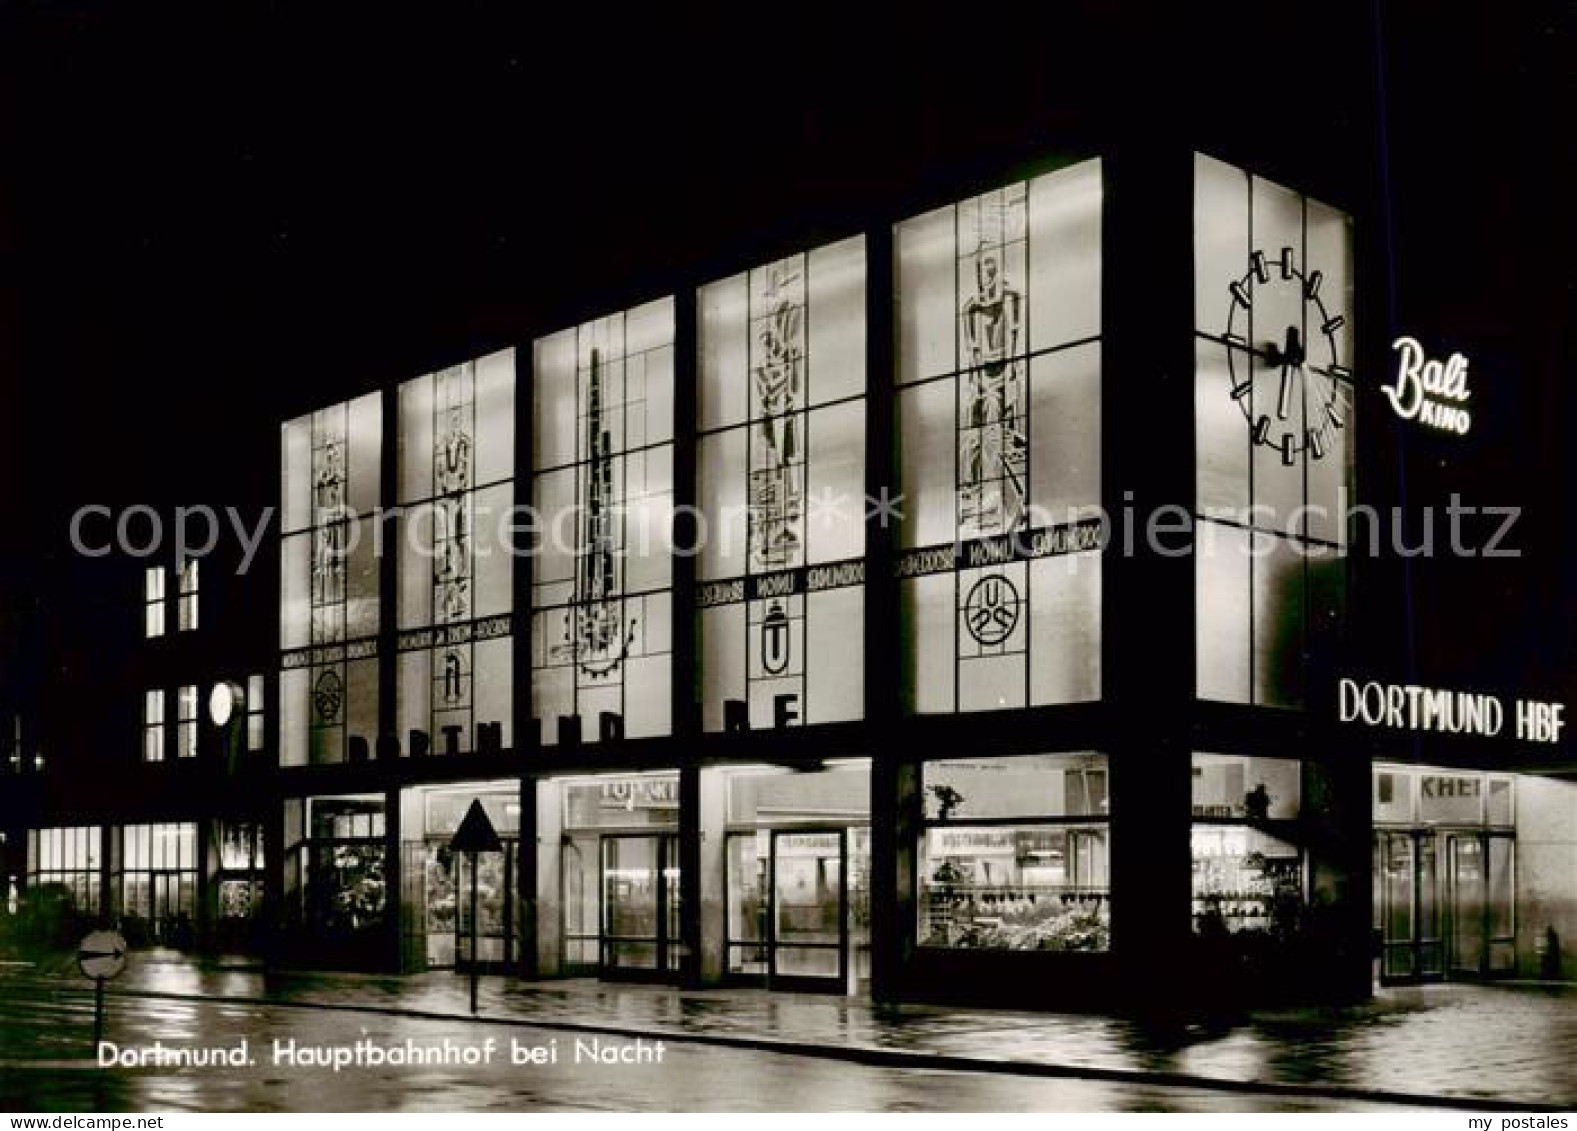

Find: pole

[93,977,105,1051]
[469,851,479,1014]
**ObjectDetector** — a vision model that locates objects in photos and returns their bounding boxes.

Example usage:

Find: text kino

[1384,336,1472,436]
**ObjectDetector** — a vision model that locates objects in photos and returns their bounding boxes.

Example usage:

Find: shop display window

[26,826,102,916]
[918,753,1110,952]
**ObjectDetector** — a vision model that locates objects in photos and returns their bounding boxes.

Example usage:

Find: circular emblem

[963,574,1020,647]
[313,668,344,723]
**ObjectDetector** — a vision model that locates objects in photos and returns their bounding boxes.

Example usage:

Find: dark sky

[0,1,1570,693]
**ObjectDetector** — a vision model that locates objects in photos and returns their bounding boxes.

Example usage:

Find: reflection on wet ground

[2,957,1574,1110]
[0,991,1438,1113]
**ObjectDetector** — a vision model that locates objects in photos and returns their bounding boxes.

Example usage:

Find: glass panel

[473,348,516,488]
[560,834,599,966]
[806,235,865,406]
[896,381,955,549]
[1192,754,1300,820]
[1196,521,1251,702]
[1381,833,1415,978]
[1028,551,1101,706]
[1374,768,1415,823]
[563,776,681,831]
[1194,153,1249,335]
[281,416,312,533]
[603,837,659,942]
[533,329,578,470]
[699,272,749,430]
[727,832,768,946]
[923,753,1107,821]
[1027,345,1101,522]
[346,393,382,518]
[697,430,748,582]
[1487,837,1514,945]
[804,587,864,725]
[1192,825,1303,935]
[1196,339,1251,521]
[1026,159,1102,352]
[726,766,871,826]
[1252,533,1306,707]
[805,401,865,563]
[1418,772,1484,825]
[397,372,435,504]
[1418,835,1442,976]
[1451,836,1484,972]
[919,824,1110,951]
[895,205,956,385]
[1486,777,1514,826]
[773,831,842,950]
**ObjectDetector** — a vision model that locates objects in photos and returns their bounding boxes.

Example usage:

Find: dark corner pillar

[1102,139,1198,1012]
[262,799,287,966]
[378,385,402,974]
[871,756,919,1005]
[863,222,910,1005]
[672,286,705,989]
[516,774,543,978]
[513,336,537,979]
[1303,747,1375,1001]
[197,816,217,951]
[383,785,405,973]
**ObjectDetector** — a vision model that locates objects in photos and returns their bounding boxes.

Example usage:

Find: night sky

[0,2,1569,702]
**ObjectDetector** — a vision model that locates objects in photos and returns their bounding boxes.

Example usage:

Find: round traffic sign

[78,930,128,981]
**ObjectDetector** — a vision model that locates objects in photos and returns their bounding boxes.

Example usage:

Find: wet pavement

[2,953,1575,1110]
[0,987,1438,1113]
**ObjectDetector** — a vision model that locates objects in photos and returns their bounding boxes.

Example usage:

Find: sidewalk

[12,952,1577,1108]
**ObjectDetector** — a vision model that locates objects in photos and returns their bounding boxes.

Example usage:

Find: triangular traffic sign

[449,799,504,854]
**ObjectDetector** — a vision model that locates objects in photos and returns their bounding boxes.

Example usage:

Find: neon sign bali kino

[1339,678,1567,744]
[1383,336,1472,436]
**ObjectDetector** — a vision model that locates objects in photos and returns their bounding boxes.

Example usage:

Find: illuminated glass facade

[697,238,867,730]
[1193,154,1355,707]
[43,145,1577,1011]
[532,301,676,745]
[895,160,1104,714]
[396,351,518,756]
[279,394,383,765]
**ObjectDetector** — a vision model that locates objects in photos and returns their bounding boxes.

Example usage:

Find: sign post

[448,800,502,1015]
[77,929,128,1051]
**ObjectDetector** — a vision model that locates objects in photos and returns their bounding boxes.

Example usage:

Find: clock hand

[1276,326,1305,421]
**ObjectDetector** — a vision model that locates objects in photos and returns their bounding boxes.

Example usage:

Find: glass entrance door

[770,830,844,988]
[151,870,195,946]
[726,826,868,993]
[1378,829,1514,984]
[1448,834,1484,976]
[600,834,680,980]
[1446,832,1516,978]
[1377,831,1417,980]
[1376,831,1442,981]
